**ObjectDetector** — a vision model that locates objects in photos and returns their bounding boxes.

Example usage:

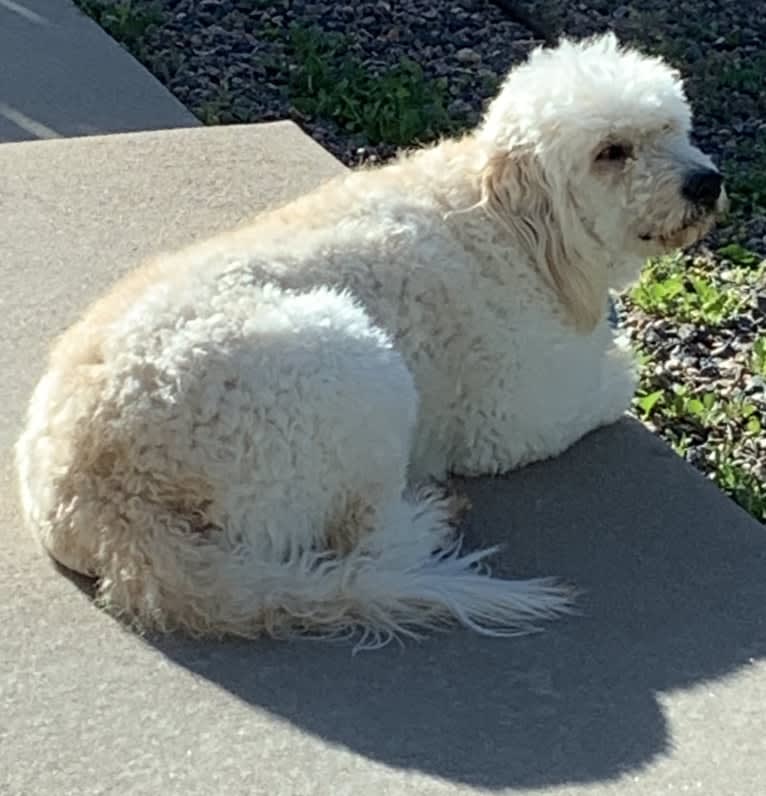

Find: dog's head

[477,33,726,331]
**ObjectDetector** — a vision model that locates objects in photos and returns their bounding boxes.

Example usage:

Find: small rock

[448,98,473,117]
[644,329,662,347]
[745,375,766,396]
[686,447,707,468]
[678,323,697,342]
[666,356,682,371]
[710,340,735,357]
[455,47,481,65]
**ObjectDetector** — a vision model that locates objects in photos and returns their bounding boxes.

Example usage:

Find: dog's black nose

[681,168,723,209]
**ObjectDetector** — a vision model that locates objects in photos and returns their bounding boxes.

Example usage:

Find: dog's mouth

[637,216,715,251]
[638,193,728,250]
[638,229,693,245]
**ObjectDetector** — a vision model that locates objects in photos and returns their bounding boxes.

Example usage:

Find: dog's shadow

[146,418,765,790]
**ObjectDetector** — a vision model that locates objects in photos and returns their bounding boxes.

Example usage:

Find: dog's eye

[596,143,632,162]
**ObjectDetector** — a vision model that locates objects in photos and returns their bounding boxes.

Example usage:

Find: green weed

[751,337,766,377]
[631,254,743,325]
[287,25,453,146]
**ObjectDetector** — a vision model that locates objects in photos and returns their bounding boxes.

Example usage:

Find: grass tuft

[286,25,454,147]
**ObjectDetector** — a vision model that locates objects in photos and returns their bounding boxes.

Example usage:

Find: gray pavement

[0,0,196,142]
[2,122,765,796]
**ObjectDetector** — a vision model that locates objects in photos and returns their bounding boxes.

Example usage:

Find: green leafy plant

[717,243,762,268]
[630,254,744,324]
[751,337,766,377]
[635,388,664,420]
[710,447,766,522]
[287,25,453,147]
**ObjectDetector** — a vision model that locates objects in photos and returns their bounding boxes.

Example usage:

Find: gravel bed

[78,0,766,519]
[125,0,537,162]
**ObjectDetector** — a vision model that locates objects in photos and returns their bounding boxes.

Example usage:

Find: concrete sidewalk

[0,0,196,142]
[2,123,766,796]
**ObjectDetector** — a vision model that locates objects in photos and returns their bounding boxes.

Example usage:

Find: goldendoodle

[16,33,726,649]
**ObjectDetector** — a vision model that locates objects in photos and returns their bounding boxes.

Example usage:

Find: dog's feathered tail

[76,490,575,652]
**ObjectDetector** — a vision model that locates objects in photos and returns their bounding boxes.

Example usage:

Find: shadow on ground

[144,419,765,790]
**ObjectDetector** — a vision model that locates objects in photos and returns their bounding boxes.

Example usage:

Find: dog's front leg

[449,341,638,478]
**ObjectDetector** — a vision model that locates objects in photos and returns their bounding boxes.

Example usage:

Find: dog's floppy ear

[479,150,607,332]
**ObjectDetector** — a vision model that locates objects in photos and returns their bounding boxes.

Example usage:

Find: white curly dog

[16,34,725,648]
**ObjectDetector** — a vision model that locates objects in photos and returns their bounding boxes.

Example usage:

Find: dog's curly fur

[15,34,725,649]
